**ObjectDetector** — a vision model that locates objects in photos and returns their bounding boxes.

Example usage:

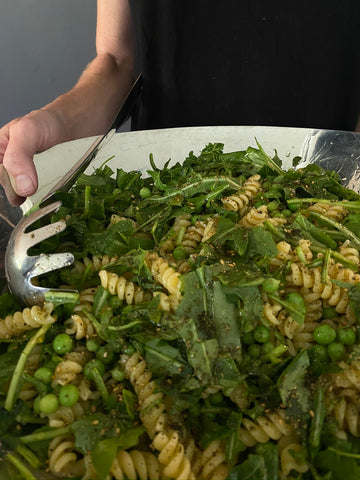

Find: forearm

[42,52,134,141]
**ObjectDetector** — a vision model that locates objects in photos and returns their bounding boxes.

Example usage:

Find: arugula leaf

[314,449,360,480]
[212,281,241,358]
[144,338,187,376]
[182,320,218,382]
[292,213,337,249]
[90,426,144,479]
[213,353,244,390]
[228,442,279,480]
[210,217,248,256]
[246,226,278,258]
[224,285,263,333]
[277,350,311,420]
[71,412,137,454]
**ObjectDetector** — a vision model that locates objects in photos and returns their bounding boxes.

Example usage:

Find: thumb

[2,117,39,197]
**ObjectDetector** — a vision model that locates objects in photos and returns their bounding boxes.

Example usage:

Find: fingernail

[15,174,35,196]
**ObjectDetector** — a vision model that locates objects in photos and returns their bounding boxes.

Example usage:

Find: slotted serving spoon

[5,74,143,306]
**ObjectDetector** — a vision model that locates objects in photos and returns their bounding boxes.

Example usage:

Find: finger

[2,118,40,197]
[0,165,26,206]
[0,123,11,160]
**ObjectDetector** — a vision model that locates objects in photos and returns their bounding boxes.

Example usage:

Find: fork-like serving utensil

[5,74,143,306]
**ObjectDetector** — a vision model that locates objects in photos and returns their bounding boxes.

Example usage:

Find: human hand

[0,109,68,206]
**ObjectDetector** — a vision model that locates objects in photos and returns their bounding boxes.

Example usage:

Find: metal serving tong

[5,74,143,306]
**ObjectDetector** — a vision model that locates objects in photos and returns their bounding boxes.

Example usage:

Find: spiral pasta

[49,349,90,383]
[152,431,195,480]
[108,214,138,229]
[110,449,161,480]
[0,302,55,338]
[285,260,360,314]
[146,252,182,298]
[99,270,150,305]
[123,352,166,439]
[67,255,119,287]
[197,439,229,480]
[279,443,309,478]
[46,402,85,428]
[238,410,292,447]
[73,287,97,313]
[18,382,38,402]
[338,240,360,267]
[48,435,84,478]
[180,220,208,253]
[65,313,96,340]
[238,205,269,228]
[201,217,219,243]
[153,291,181,312]
[269,239,314,269]
[332,396,360,438]
[123,352,195,479]
[330,360,360,391]
[78,377,101,401]
[221,174,261,212]
[159,214,192,257]
[307,202,348,222]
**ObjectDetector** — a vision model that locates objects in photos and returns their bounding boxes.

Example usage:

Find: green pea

[281,209,292,218]
[172,246,189,261]
[261,342,275,355]
[123,344,136,356]
[139,187,151,199]
[96,346,115,364]
[313,324,336,345]
[86,338,101,352]
[337,327,356,346]
[312,344,329,363]
[262,278,280,293]
[111,367,125,382]
[248,344,262,358]
[59,384,80,407]
[253,326,271,344]
[38,394,59,414]
[33,395,42,414]
[53,333,73,355]
[242,332,255,345]
[209,391,224,406]
[83,359,105,380]
[327,342,346,361]
[109,296,122,310]
[34,367,53,384]
[267,201,279,212]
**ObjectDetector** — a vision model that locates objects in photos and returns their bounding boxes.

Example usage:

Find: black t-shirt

[129,1,360,131]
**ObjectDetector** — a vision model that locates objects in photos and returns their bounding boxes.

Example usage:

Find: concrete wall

[0,1,97,126]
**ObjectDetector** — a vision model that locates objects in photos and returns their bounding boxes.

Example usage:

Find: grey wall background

[0,1,97,127]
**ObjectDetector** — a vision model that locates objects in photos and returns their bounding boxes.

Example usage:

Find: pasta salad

[1,142,360,479]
